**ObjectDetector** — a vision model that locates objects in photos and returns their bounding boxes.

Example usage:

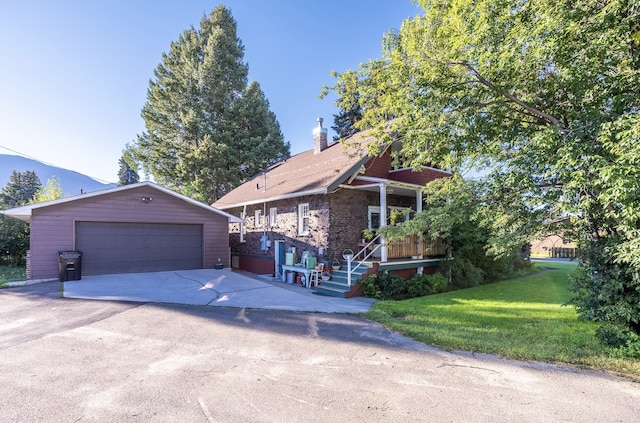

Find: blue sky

[0,1,422,183]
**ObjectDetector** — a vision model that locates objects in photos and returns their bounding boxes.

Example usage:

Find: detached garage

[1,182,242,280]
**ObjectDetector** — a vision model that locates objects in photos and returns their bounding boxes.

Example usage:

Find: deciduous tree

[32,176,63,203]
[326,0,640,340]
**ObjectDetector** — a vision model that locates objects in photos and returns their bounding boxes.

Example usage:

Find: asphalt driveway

[1,281,639,422]
[62,268,375,313]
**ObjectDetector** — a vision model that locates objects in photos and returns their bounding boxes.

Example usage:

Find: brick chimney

[313,117,328,154]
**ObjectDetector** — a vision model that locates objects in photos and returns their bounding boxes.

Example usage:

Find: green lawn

[0,265,26,286]
[365,261,640,377]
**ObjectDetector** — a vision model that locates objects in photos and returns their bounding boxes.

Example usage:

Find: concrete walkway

[62,268,376,313]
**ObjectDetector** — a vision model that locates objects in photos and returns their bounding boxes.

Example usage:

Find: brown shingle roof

[213,131,374,209]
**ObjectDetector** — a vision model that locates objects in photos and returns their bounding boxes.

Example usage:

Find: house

[213,118,452,296]
[530,235,578,258]
[1,182,242,280]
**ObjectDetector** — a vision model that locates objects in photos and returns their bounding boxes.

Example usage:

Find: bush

[441,256,485,289]
[597,324,640,359]
[406,272,448,298]
[376,271,406,299]
[361,274,381,299]
[361,271,406,300]
[362,271,449,300]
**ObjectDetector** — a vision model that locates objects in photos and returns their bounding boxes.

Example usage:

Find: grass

[365,261,640,378]
[0,265,26,286]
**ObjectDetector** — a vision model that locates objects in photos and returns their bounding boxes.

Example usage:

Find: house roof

[213,130,376,210]
[1,181,243,223]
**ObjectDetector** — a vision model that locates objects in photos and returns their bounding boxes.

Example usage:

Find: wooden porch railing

[386,235,446,258]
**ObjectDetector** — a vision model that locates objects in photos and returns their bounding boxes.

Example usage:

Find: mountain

[0,154,116,196]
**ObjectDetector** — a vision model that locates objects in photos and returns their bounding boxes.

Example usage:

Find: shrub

[441,256,485,289]
[361,274,381,299]
[597,324,640,359]
[361,271,407,300]
[405,276,428,298]
[406,272,448,298]
[376,271,406,299]
[362,271,450,300]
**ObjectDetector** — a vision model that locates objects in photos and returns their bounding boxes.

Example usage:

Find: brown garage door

[76,222,203,275]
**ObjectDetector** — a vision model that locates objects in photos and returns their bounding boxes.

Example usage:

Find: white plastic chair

[308,263,324,289]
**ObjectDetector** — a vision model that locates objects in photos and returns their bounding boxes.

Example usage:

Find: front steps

[315,261,374,298]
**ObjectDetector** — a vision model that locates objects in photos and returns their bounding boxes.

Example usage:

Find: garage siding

[28,185,231,279]
[76,222,203,275]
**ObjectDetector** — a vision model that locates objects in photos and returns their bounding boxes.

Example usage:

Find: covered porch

[342,174,446,262]
[316,175,447,297]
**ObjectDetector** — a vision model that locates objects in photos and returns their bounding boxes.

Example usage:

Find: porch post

[416,189,423,274]
[380,183,388,262]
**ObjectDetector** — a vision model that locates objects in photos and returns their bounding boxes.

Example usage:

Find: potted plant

[362,228,375,243]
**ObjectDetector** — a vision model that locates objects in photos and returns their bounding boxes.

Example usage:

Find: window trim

[298,203,310,236]
[269,207,278,227]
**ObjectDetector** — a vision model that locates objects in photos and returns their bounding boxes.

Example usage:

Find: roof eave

[0,182,243,224]
[214,187,329,210]
[0,208,32,223]
[326,155,372,193]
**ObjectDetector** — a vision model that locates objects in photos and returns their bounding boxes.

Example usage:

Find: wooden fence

[386,235,446,259]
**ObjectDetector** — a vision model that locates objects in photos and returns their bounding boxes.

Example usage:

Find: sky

[0,1,422,184]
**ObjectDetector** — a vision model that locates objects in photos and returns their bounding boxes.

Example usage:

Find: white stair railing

[345,234,382,286]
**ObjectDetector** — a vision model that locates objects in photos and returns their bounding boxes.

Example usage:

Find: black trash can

[58,251,82,282]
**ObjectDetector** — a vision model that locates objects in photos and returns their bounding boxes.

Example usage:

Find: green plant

[361,271,407,300]
[377,271,407,299]
[405,276,427,298]
[406,273,449,298]
[425,272,447,294]
[362,228,375,241]
[0,265,26,284]
[361,274,381,299]
[365,262,640,377]
[441,256,485,289]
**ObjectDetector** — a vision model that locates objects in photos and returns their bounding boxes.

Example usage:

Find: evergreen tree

[0,171,41,265]
[134,5,289,203]
[228,81,289,189]
[1,170,41,207]
[118,145,140,186]
[328,70,363,141]
[331,105,362,141]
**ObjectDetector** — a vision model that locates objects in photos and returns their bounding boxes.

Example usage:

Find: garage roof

[0,181,243,223]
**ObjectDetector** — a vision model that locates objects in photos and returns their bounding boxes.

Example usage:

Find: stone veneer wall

[227,189,421,271]
[227,195,331,265]
[328,189,374,260]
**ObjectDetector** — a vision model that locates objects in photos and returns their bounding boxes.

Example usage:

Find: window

[368,206,410,230]
[368,206,381,231]
[389,206,411,224]
[298,203,310,235]
[254,209,263,228]
[269,207,278,227]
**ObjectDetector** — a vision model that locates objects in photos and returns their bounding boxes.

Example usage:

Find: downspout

[416,189,423,274]
[262,172,268,251]
[261,201,268,251]
[240,204,247,243]
[379,183,388,262]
